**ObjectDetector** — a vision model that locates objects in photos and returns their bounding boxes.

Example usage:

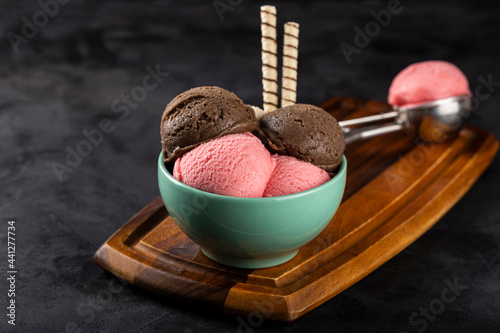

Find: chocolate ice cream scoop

[258,104,345,171]
[161,86,259,163]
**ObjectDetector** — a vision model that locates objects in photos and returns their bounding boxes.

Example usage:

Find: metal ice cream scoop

[339,94,473,145]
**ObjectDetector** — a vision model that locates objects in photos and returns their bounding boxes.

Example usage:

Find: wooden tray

[94,96,498,321]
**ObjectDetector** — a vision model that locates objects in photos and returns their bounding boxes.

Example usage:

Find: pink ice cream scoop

[173,132,275,198]
[388,60,471,107]
[263,155,331,197]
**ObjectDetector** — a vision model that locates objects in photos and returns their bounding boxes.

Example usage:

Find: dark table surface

[1,0,499,332]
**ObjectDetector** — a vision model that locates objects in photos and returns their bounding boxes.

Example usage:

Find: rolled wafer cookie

[260,5,278,113]
[281,22,299,107]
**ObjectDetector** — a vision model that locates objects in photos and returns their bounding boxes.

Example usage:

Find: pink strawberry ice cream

[173,133,275,198]
[173,132,332,198]
[388,60,471,107]
[263,155,331,197]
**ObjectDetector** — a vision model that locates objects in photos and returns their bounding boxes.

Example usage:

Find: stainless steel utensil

[339,94,473,145]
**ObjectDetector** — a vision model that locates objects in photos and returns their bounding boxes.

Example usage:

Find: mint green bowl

[157,153,347,269]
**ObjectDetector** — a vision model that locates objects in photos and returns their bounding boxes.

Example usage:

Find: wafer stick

[260,5,278,113]
[281,22,299,107]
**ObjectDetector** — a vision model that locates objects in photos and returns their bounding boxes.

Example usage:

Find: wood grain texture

[94,96,499,321]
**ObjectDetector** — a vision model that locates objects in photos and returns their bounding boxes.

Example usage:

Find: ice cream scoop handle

[343,122,404,145]
[338,111,399,127]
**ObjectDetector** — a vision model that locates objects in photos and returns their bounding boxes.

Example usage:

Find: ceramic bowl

[158,153,346,269]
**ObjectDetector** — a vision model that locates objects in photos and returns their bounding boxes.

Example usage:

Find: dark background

[1,0,499,332]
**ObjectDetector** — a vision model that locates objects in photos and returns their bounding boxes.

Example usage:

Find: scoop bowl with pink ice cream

[388,60,471,108]
[387,60,473,142]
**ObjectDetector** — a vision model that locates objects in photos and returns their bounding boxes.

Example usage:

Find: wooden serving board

[94,96,498,321]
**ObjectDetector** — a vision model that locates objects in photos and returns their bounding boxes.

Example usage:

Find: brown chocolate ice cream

[258,104,345,171]
[161,86,259,163]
